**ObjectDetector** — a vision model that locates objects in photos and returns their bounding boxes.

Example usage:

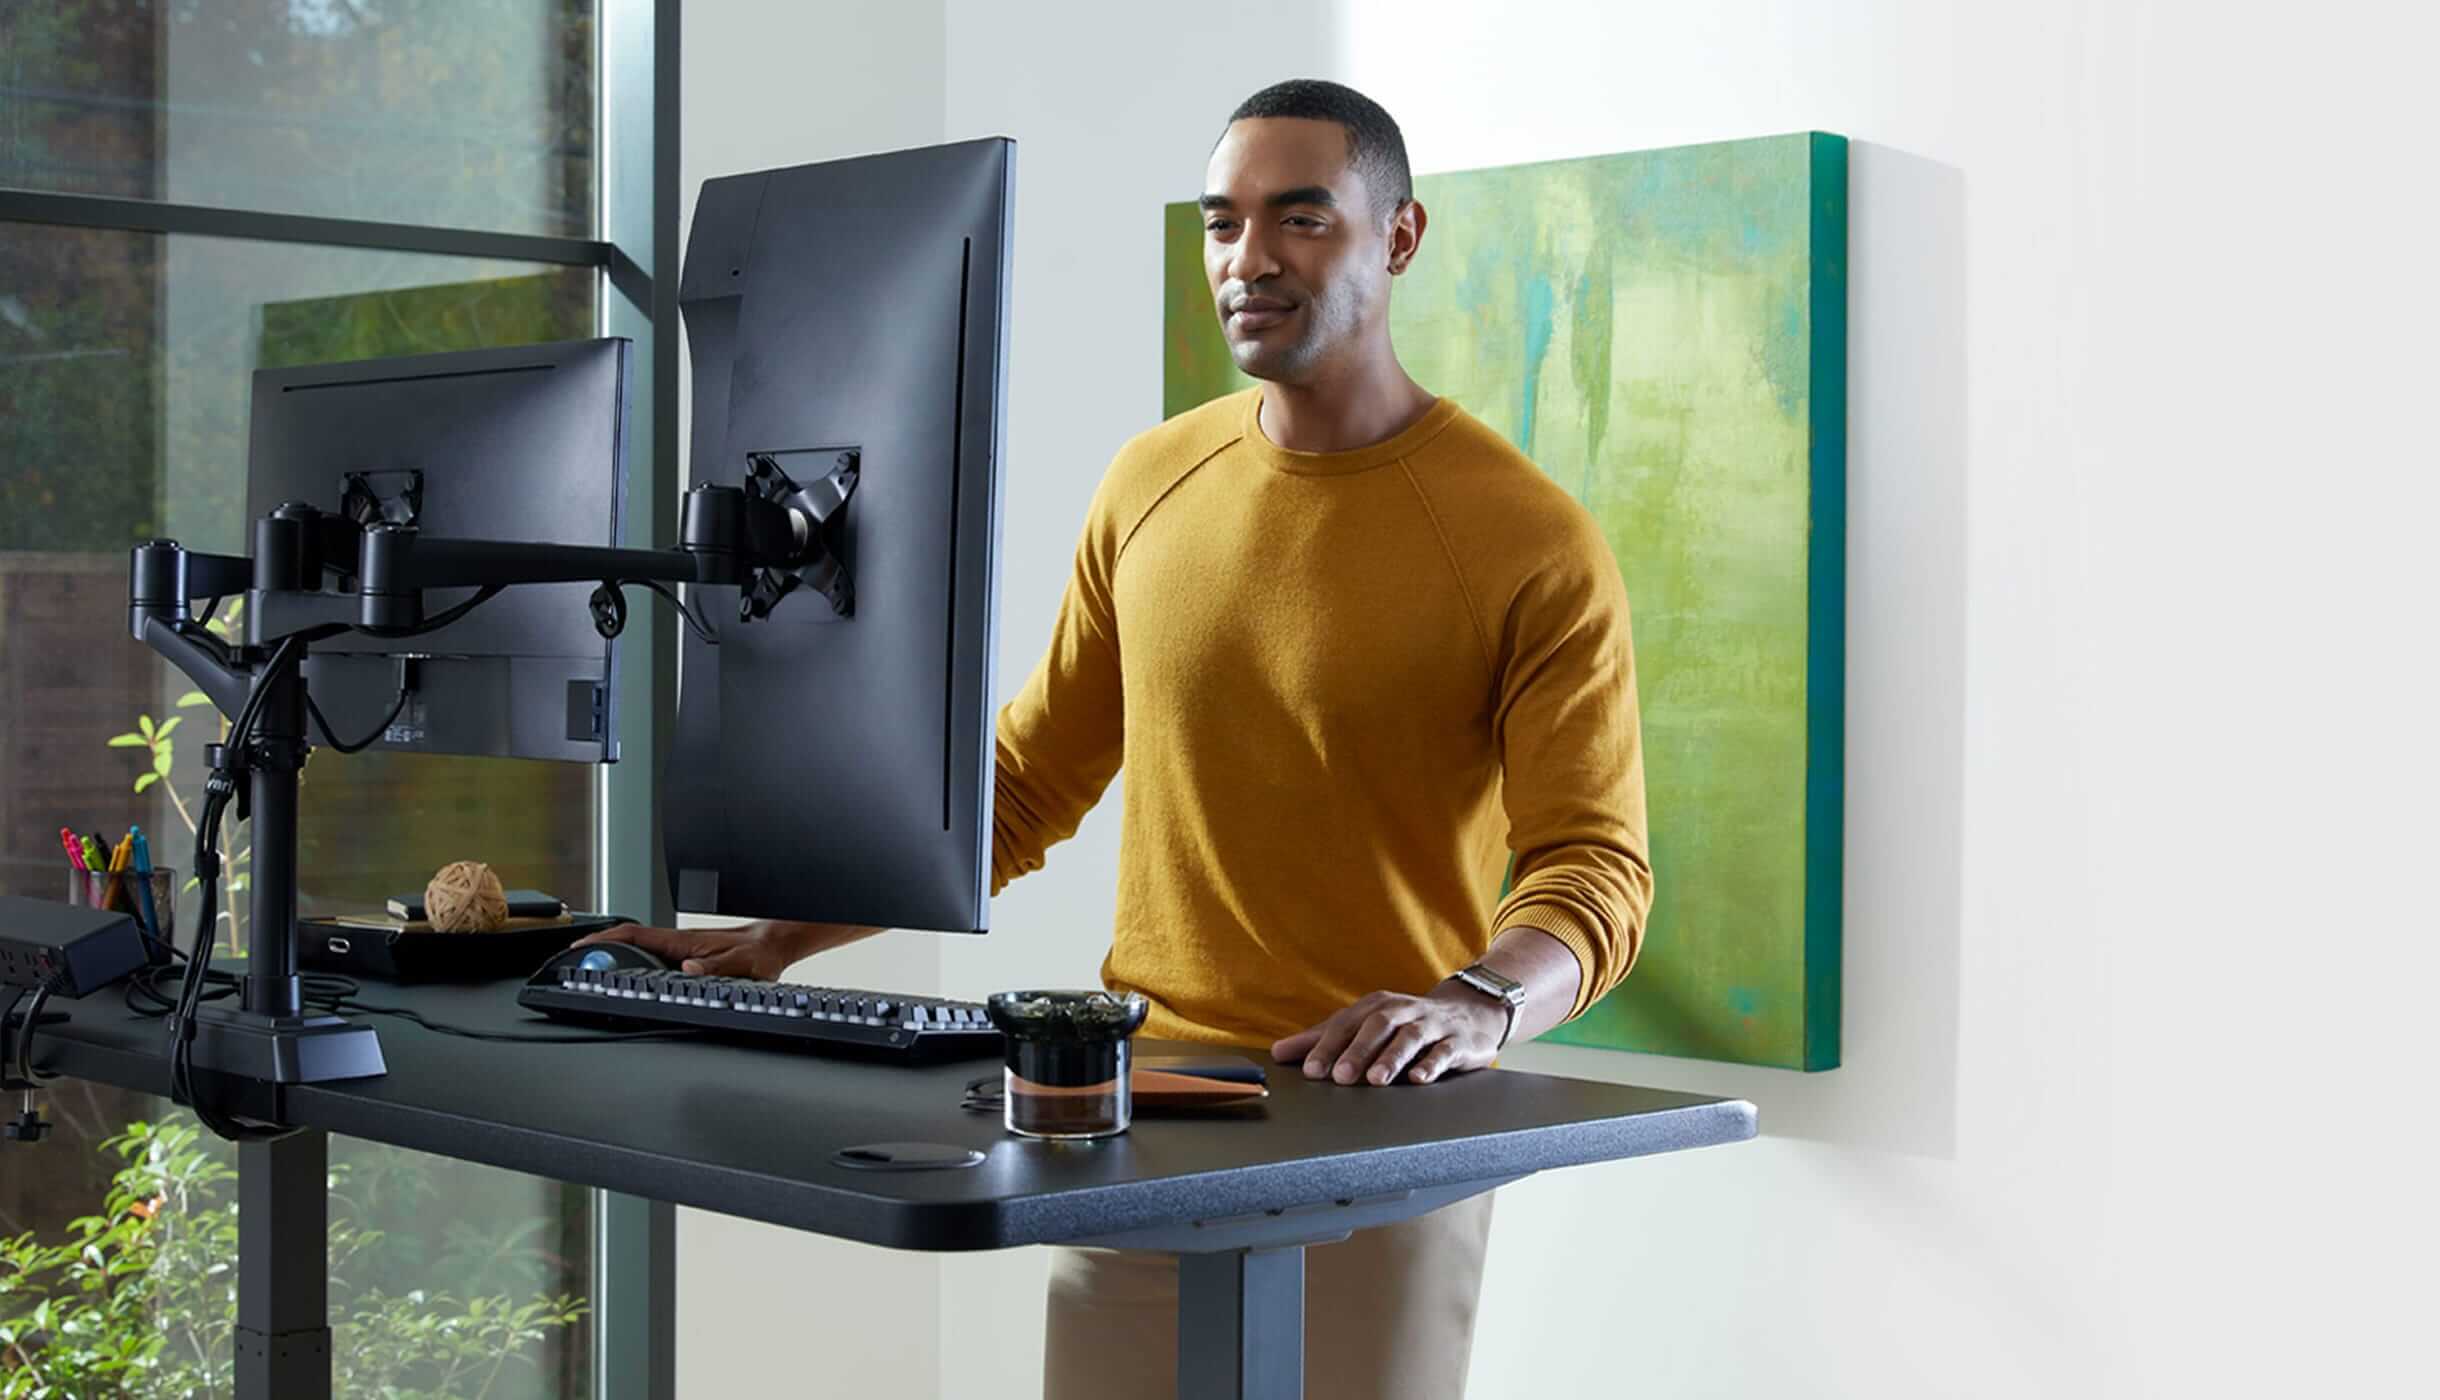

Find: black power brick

[0,895,151,998]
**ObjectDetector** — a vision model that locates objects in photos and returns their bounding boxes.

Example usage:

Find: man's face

[1201,118,1412,384]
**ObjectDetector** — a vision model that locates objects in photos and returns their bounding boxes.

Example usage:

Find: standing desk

[26,976,1756,1400]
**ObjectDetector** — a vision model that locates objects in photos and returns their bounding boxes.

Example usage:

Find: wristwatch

[1443,962,1528,1049]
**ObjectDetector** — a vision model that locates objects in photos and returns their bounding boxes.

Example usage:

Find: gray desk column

[1179,1246,1306,1400]
[594,1191,676,1400]
[235,1130,331,1400]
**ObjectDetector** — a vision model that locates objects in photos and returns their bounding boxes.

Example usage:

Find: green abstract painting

[1163,133,1846,1070]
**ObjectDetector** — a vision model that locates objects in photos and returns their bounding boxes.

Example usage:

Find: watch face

[1463,965,1526,1004]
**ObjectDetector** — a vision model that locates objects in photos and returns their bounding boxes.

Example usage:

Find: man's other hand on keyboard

[571,920,887,980]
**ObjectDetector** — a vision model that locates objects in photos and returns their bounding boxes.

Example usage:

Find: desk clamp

[2,984,67,1142]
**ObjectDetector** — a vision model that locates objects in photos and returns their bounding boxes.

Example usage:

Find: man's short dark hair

[1227,79,1412,220]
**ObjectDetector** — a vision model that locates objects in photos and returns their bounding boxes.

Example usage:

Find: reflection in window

[0,0,596,236]
[0,226,602,1397]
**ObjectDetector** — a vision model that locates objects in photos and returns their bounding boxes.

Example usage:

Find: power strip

[0,895,150,997]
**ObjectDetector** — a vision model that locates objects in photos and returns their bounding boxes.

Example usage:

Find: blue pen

[128,825,164,949]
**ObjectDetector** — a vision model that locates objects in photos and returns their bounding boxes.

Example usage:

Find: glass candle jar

[983,989,1150,1140]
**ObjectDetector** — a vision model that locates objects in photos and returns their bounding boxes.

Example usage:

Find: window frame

[0,3,681,1395]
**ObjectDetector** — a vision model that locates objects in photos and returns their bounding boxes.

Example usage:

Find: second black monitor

[667,137,1013,934]
[246,337,632,764]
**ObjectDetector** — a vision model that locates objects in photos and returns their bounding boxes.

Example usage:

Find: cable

[623,579,719,646]
[403,583,502,634]
[306,686,409,753]
[339,1000,706,1045]
[174,781,264,1142]
[128,963,348,1017]
[160,583,637,1138]
[223,634,304,757]
[352,583,503,639]
[169,633,306,1142]
[12,979,59,1087]
[127,887,177,966]
[170,632,299,1128]
[4,984,31,1090]
[124,960,697,1046]
[125,963,199,1019]
[303,583,517,751]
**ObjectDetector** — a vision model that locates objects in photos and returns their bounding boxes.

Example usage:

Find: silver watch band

[1445,964,1525,1049]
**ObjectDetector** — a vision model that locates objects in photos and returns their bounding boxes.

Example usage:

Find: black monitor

[665,137,1014,934]
[244,338,632,763]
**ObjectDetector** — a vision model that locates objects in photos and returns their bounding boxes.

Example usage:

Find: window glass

[0,223,602,1398]
[1,1,596,238]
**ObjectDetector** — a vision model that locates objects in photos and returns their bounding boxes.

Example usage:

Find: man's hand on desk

[1269,927,1586,1087]
[1270,987,1508,1087]
[570,919,886,979]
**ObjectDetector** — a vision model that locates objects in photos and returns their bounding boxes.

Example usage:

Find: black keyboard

[519,966,1003,1063]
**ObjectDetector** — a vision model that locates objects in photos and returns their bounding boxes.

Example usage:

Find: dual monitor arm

[122,456,858,1104]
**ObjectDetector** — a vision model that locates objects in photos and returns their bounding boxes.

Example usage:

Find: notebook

[385,889,565,922]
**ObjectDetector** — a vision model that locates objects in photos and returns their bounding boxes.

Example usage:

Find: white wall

[687,2,2439,1395]
[674,4,948,1397]
[1329,6,2432,1397]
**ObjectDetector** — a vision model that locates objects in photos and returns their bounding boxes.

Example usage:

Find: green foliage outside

[7,7,612,1385]
[259,273,594,370]
[102,599,254,952]
[51,573,591,1397]
[59,270,602,1384]
[0,1120,583,1399]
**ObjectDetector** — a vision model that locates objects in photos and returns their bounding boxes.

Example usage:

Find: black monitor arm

[117,457,857,1112]
[132,455,857,649]
[343,451,860,628]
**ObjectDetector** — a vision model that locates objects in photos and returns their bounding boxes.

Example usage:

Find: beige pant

[1043,1192,1496,1400]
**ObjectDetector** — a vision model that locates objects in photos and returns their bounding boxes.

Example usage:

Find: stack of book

[322,889,569,934]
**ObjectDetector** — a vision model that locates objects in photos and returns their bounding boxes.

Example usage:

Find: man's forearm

[755,919,893,961]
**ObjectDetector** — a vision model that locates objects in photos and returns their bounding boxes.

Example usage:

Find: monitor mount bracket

[124,470,838,1114]
[738,450,858,622]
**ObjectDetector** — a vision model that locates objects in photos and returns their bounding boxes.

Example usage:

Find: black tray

[299,914,633,983]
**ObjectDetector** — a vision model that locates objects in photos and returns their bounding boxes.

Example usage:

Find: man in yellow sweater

[588,79,1650,1399]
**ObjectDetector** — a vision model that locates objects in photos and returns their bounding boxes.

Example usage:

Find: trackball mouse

[527,938,669,985]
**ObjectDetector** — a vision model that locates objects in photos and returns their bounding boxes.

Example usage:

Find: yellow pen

[105,832,134,910]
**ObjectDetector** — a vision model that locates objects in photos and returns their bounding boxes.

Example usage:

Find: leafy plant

[104,598,253,953]
[0,1119,584,1399]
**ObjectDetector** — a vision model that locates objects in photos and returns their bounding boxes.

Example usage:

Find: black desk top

[35,976,1755,1251]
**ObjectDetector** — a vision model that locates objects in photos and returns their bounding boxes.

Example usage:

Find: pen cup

[68,868,178,961]
[984,989,1150,1141]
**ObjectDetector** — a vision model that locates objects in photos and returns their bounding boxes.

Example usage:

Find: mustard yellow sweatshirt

[991,388,1652,1049]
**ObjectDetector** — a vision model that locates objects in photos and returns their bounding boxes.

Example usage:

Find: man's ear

[1387,198,1428,276]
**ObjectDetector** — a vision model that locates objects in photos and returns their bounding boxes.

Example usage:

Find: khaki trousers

[1042,1192,1495,1400]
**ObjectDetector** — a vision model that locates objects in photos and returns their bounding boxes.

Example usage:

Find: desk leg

[594,1191,676,1400]
[235,1130,331,1400]
[1178,1245,1304,1400]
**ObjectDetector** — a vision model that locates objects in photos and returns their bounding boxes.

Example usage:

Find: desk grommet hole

[831,1141,986,1171]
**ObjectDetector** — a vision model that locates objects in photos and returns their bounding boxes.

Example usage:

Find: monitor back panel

[669,138,1013,934]
[245,338,633,763]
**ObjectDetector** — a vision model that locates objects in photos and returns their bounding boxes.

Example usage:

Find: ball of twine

[424,860,508,933]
